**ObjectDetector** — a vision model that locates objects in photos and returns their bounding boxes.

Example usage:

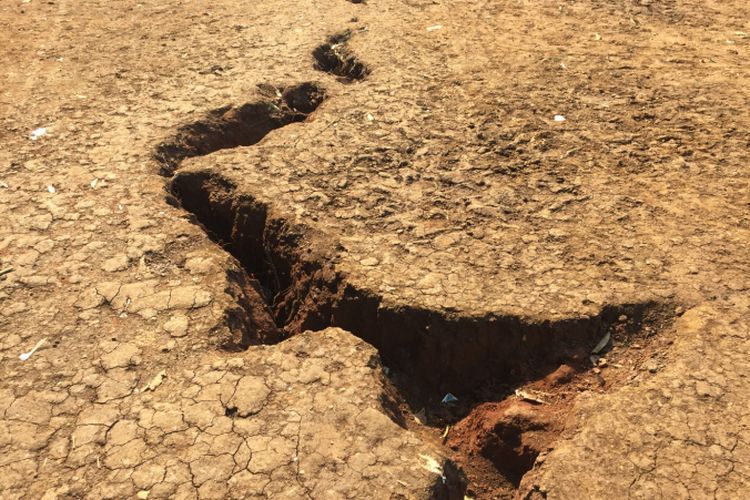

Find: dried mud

[4,0,749,498]
[159,106,674,497]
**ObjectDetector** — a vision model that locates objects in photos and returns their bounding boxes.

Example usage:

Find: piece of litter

[136,491,150,500]
[19,338,47,361]
[594,32,602,41]
[441,425,451,443]
[90,178,99,188]
[591,331,611,354]
[30,127,47,140]
[426,24,443,32]
[365,112,374,122]
[47,185,56,193]
[734,31,748,38]
[553,115,566,122]
[515,389,547,404]
[142,370,166,392]
[413,408,427,425]
[0,267,14,279]
[441,392,458,404]
[419,454,445,480]
[0,181,7,188]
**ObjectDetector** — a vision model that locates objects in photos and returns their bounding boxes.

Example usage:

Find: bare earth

[1,0,749,498]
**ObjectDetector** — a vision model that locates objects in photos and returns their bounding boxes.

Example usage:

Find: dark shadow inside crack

[313,30,370,82]
[154,82,327,176]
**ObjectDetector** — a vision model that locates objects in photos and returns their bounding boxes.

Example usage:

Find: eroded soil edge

[155,82,674,498]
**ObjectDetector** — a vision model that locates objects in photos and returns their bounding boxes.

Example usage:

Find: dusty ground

[1,0,749,498]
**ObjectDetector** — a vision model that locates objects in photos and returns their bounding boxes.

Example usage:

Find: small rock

[163,315,189,337]
[643,359,659,373]
[102,254,129,273]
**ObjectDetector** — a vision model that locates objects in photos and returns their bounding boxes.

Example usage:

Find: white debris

[591,331,611,354]
[426,24,443,32]
[413,408,427,425]
[142,370,167,392]
[365,112,374,122]
[19,338,47,361]
[419,454,445,480]
[47,185,56,193]
[515,388,547,404]
[553,115,566,122]
[90,178,99,188]
[30,127,47,140]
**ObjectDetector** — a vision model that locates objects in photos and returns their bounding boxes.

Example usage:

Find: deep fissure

[156,80,673,497]
[167,169,672,497]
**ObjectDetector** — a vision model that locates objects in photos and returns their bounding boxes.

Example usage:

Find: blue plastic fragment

[441,392,458,404]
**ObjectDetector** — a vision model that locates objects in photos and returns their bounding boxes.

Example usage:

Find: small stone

[643,359,659,373]
[163,315,189,337]
[143,370,166,392]
[102,254,129,272]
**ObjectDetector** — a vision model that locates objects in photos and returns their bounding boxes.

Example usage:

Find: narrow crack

[313,29,370,82]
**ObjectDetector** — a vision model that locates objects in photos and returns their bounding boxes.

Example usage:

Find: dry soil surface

[1,0,749,498]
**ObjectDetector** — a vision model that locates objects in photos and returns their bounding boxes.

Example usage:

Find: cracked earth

[1,0,749,498]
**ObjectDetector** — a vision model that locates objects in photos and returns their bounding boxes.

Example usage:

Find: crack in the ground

[313,29,370,82]
[154,77,675,499]
[155,82,327,177]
